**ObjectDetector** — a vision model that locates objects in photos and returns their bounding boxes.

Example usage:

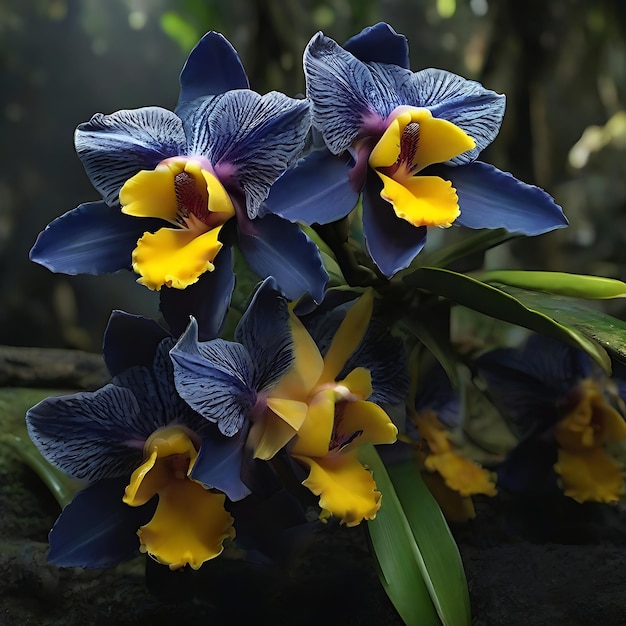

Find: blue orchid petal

[304,33,399,154]
[362,177,427,277]
[170,318,256,436]
[26,385,147,481]
[76,107,186,206]
[48,478,157,568]
[237,213,328,303]
[428,161,568,235]
[103,310,170,377]
[198,90,311,218]
[234,278,293,391]
[343,318,409,404]
[160,244,235,341]
[29,201,166,276]
[343,22,410,68]
[393,68,506,164]
[476,335,590,437]
[261,148,359,224]
[177,31,249,107]
[192,427,250,501]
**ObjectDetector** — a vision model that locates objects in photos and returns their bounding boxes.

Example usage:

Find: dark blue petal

[177,31,249,106]
[48,478,157,568]
[237,213,328,303]
[476,335,590,437]
[234,278,293,391]
[170,319,256,436]
[362,176,427,277]
[29,201,166,276]
[202,91,310,218]
[261,148,359,224]
[343,318,409,404]
[76,108,186,206]
[343,22,410,68]
[428,162,568,235]
[304,33,399,154]
[26,386,147,481]
[192,427,250,501]
[413,360,461,428]
[395,68,506,164]
[159,244,235,341]
[103,310,170,377]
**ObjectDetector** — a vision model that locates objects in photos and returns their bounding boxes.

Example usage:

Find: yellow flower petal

[199,165,236,221]
[320,290,373,384]
[424,450,497,497]
[375,171,460,228]
[291,388,336,458]
[121,425,234,570]
[132,224,224,290]
[414,411,453,455]
[137,483,235,570]
[270,312,324,400]
[556,380,626,451]
[369,108,475,174]
[250,398,308,460]
[337,367,373,401]
[340,399,398,448]
[120,160,184,221]
[554,448,625,504]
[294,449,382,526]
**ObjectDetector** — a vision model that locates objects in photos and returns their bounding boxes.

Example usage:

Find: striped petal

[304,33,399,154]
[234,277,293,391]
[76,107,186,206]
[26,385,148,481]
[201,90,311,218]
[170,318,256,436]
[392,67,506,164]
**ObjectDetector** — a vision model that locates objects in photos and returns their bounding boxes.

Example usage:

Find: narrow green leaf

[478,270,626,299]
[403,267,611,372]
[1,433,78,508]
[386,461,471,626]
[497,286,626,363]
[362,444,441,626]
[363,444,471,626]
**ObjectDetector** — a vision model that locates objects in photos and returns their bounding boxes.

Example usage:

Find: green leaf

[403,267,611,372]
[0,387,82,508]
[1,433,78,508]
[362,444,471,626]
[496,285,626,363]
[477,270,626,299]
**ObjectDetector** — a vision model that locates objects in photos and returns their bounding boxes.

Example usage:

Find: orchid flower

[171,281,406,527]
[477,334,626,504]
[263,23,568,277]
[26,311,251,570]
[30,32,327,303]
[408,361,496,500]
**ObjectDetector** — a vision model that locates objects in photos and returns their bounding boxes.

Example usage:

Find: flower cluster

[26,23,575,571]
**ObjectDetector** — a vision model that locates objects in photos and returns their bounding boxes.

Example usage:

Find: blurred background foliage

[1,0,626,351]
